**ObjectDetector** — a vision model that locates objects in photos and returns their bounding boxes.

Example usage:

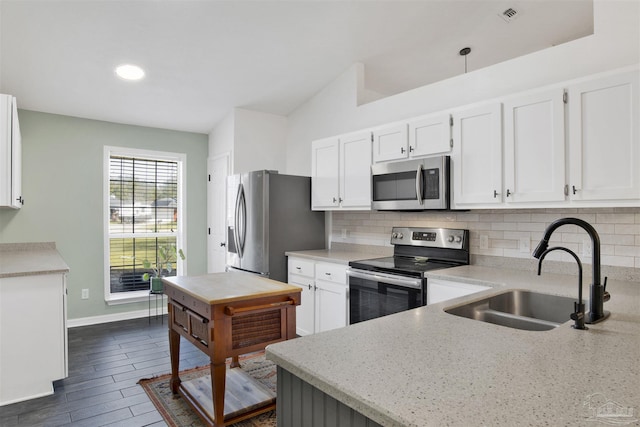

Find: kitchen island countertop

[266,265,640,426]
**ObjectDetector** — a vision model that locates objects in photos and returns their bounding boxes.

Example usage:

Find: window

[104,147,186,303]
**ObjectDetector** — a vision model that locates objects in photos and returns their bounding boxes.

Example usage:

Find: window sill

[106,291,162,305]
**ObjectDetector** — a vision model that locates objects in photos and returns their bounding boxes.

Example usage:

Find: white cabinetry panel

[408,113,451,157]
[372,123,408,162]
[311,137,340,209]
[452,103,503,206]
[340,131,372,209]
[503,88,566,204]
[568,70,640,202]
[0,94,22,209]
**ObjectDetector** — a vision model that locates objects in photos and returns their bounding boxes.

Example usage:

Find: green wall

[0,110,208,320]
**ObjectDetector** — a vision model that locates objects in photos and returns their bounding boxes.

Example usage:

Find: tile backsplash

[330,208,640,281]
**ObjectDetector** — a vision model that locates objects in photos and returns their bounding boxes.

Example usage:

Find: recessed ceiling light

[115,64,145,81]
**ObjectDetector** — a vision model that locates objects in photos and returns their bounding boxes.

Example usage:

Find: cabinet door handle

[493,190,499,198]
[325,272,331,276]
[506,189,511,197]
[409,146,414,152]
[16,196,24,205]
[400,147,405,154]
[295,266,301,270]
[572,185,579,195]
[308,284,312,290]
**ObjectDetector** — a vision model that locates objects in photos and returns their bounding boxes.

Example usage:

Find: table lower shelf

[179,366,276,425]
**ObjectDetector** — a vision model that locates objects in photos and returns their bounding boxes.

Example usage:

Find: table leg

[211,361,226,426]
[169,327,181,394]
[230,355,240,368]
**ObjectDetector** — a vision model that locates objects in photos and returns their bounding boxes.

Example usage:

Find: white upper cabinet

[452,102,503,206]
[339,131,372,209]
[311,137,340,209]
[372,123,408,162]
[407,112,452,158]
[311,130,372,210]
[372,114,451,163]
[503,88,566,204]
[0,94,22,209]
[568,70,640,202]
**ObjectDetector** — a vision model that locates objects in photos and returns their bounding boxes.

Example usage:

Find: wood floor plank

[0,316,180,427]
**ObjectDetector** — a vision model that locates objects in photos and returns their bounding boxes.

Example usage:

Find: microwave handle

[416,164,424,205]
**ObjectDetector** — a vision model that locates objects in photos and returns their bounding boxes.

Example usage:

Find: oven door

[346,268,425,325]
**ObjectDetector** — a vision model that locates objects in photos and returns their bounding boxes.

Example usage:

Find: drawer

[288,257,314,278]
[315,262,347,285]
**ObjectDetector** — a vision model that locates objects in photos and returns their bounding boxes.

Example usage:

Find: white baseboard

[67,303,167,328]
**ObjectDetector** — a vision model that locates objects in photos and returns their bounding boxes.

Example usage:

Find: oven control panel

[390,227,466,249]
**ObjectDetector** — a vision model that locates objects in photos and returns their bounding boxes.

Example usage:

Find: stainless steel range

[347,226,469,324]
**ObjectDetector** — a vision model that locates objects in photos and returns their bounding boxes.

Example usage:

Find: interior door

[207,154,229,273]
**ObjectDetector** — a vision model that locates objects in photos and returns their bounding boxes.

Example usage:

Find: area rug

[138,352,276,427]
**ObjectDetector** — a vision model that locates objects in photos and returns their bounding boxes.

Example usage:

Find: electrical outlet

[583,238,592,257]
[480,235,489,250]
[519,237,530,253]
[81,288,89,300]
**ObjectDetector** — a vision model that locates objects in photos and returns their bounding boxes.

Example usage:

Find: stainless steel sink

[444,290,576,331]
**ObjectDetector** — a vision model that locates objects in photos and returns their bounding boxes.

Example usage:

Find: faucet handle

[603,276,611,302]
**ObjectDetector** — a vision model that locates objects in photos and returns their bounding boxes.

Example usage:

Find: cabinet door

[0,95,21,209]
[568,70,640,201]
[314,280,347,333]
[339,131,372,209]
[311,137,340,210]
[288,276,315,336]
[452,103,503,206]
[408,113,451,157]
[503,89,565,204]
[288,257,315,336]
[372,123,408,162]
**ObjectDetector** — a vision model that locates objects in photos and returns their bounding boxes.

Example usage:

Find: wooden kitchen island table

[162,272,301,427]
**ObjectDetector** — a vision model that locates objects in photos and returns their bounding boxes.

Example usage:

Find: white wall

[284,0,640,176]
[208,107,287,174]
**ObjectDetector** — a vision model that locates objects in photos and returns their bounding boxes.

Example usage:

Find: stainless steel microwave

[371,155,450,210]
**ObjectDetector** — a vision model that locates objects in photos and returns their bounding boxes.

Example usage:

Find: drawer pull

[225,298,295,316]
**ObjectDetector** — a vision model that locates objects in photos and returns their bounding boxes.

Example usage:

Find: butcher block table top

[162,271,302,304]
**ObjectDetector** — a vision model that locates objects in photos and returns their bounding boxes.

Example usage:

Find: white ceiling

[0,0,593,134]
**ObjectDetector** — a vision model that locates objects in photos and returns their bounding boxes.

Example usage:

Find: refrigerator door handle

[234,183,244,258]
[237,183,247,258]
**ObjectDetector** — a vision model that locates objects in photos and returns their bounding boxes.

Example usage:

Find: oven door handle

[346,268,423,289]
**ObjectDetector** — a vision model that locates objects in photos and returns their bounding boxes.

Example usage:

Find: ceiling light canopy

[115,64,145,81]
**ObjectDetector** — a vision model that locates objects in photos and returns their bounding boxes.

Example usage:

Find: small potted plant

[142,243,186,293]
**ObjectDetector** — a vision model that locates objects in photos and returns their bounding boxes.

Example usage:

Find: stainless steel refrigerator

[226,170,325,282]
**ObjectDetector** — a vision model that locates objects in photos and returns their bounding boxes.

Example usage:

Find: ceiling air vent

[499,7,519,23]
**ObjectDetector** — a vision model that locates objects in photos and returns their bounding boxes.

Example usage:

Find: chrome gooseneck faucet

[532,217,610,324]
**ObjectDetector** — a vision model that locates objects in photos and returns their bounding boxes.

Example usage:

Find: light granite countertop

[285,249,385,265]
[0,242,69,278]
[266,265,640,426]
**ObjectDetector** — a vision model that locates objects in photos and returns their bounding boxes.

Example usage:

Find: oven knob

[397,233,403,239]
[455,235,462,243]
[447,235,454,243]
[392,232,398,239]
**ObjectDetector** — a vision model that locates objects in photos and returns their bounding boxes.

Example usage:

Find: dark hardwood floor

[0,316,211,427]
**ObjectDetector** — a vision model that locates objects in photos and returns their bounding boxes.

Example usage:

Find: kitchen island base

[276,367,382,427]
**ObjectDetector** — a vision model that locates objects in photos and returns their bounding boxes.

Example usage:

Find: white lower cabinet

[287,257,348,336]
[0,272,68,406]
[427,278,490,305]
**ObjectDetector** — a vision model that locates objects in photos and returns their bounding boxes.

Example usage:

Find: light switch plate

[81,289,89,299]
